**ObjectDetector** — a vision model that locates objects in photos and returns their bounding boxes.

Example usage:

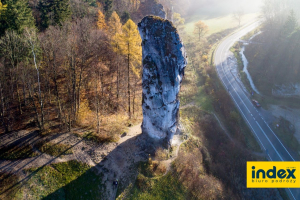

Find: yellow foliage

[0,1,7,15]
[96,2,102,8]
[97,10,107,30]
[77,100,94,126]
[173,13,185,29]
[146,160,166,177]
[115,19,142,77]
[194,20,209,41]
[109,11,122,36]
[155,147,168,161]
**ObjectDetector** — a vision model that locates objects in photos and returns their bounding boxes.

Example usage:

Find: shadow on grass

[41,134,148,200]
[0,130,149,200]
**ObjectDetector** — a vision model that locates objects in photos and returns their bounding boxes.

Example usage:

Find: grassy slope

[121,106,285,199]
[0,160,103,200]
[125,173,187,200]
[185,13,259,36]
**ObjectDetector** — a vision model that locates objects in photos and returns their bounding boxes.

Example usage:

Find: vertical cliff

[138,16,187,144]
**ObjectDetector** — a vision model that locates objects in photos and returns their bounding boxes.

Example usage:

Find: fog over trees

[161,0,262,18]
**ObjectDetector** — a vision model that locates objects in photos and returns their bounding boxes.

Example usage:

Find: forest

[0,0,148,140]
[0,0,214,140]
[245,0,300,95]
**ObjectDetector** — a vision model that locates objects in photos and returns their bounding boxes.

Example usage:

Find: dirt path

[0,123,145,200]
[0,124,143,176]
[180,101,196,110]
[159,133,184,176]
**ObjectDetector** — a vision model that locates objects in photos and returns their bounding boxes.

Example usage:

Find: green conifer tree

[38,0,71,29]
[103,0,112,20]
[0,0,35,35]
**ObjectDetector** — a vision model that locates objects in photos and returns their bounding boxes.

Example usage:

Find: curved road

[214,22,299,200]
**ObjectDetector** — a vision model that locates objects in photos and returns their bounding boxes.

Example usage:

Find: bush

[155,147,168,161]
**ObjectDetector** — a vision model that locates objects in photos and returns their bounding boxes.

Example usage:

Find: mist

[173,0,262,19]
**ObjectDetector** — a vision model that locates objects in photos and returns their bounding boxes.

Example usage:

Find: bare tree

[233,9,244,27]
[39,26,67,126]
[25,28,45,130]
[0,31,29,114]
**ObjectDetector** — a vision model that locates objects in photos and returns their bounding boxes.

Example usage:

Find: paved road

[214,22,299,200]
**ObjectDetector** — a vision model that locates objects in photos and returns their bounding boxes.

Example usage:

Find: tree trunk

[127,44,131,119]
[28,34,44,130]
[27,82,41,130]
[133,79,136,116]
[77,65,83,114]
[16,83,22,115]
[96,71,100,134]
[53,74,63,122]
[117,61,119,100]
[72,56,77,119]
[21,68,27,106]
[0,82,8,133]
[9,68,14,100]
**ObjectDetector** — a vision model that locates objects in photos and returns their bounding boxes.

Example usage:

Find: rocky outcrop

[134,0,166,22]
[138,16,187,144]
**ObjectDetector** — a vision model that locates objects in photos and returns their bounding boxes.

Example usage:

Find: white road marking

[214,22,297,199]
[218,27,295,161]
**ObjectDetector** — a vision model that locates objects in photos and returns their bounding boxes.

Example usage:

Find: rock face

[134,0,166,22]
[138,16,187,143]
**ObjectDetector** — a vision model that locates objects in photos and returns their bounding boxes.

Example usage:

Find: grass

[208,66,261,152]
[123,106,280,199]
[125,173,187,200]
[230,43,253,93]
[241,27,261,40]
[0,144,39,160]
[73,130,119,144]
[73,113,139,144]
[44,163,104,200]
[35,142,73,157]
[6,160,100,200]
[195,86,214,112]
[252,92,300,110]
[179,62,214,112]
[0,173,22,199]
[180,82,214,112]
[185,13,259,36]
[120,26,269,200]
[272,117,300,153]
[0,161,94,200]
[180,27,262,152]
[137,159,167,179]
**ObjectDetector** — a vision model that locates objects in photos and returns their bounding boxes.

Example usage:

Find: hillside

[0,0,291,200]
[245,10,300,96]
